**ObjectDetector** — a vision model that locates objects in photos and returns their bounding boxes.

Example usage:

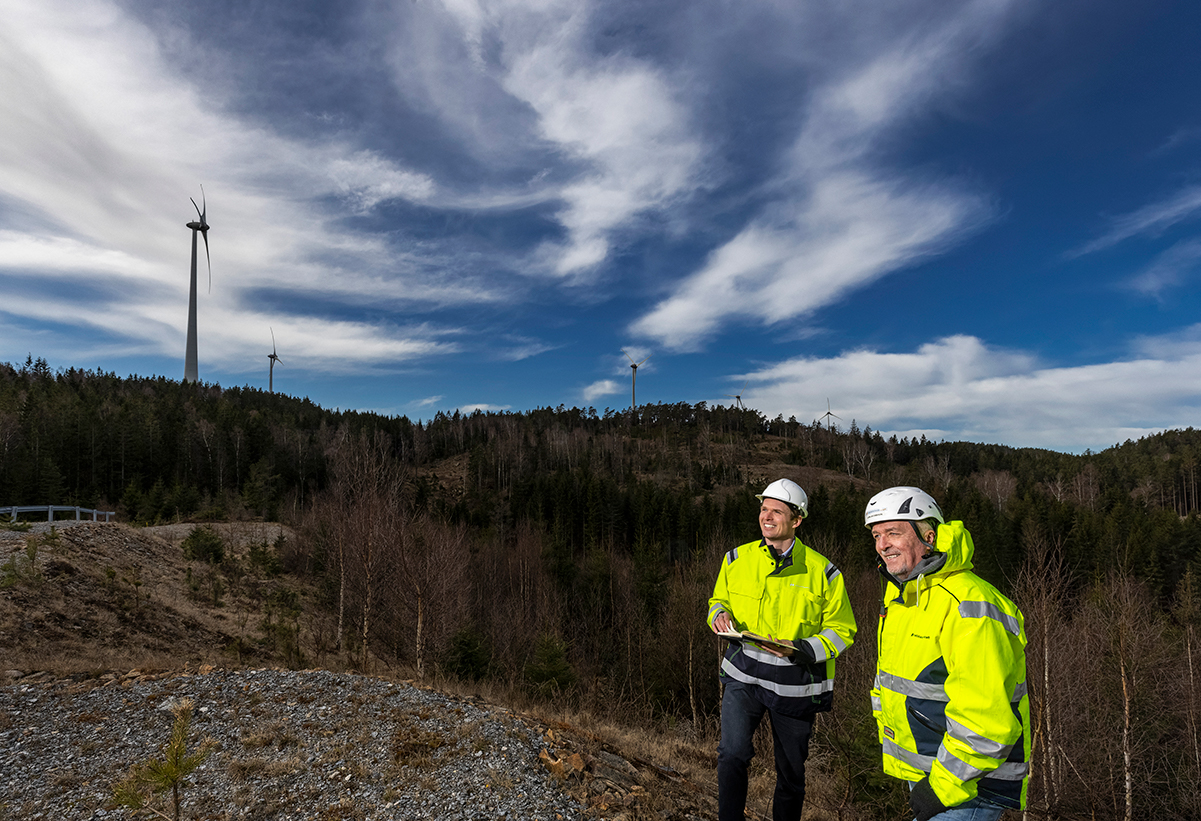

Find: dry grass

[227,755,306,781]
[390,711,449,770]
[240,720,300,750]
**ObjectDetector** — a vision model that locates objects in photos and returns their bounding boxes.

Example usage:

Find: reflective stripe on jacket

[872,520,1031,810]
[709,538,857,717]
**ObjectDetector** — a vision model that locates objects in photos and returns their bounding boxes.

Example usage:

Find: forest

[3,356,1200,819]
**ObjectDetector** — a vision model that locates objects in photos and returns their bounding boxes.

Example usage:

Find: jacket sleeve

[929,597,1027,806]
[795,561,857,662]
[707,552,733,628]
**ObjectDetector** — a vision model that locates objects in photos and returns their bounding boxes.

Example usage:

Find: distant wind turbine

[622,350,648,410]
[819,398,841,433]
[183,188,211,384]
[268,328,282,393]
[725,379,749,410]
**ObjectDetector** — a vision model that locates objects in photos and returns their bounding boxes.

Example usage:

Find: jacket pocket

[727,589,761,628]
[763,585,823,639]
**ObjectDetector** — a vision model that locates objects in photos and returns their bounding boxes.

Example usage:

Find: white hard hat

[864,486,944,528]
[757,478,809,518]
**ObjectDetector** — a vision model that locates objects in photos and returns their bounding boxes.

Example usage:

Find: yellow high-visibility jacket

[872,520,1030,810]
[708,538,856,717]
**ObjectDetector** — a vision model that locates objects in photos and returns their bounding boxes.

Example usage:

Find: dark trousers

[717,679,814,821]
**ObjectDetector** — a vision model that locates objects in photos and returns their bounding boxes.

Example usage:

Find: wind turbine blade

[622,349,636,364]
[191,197,203,221]
[271,327,277,354]
[201,231,211,292]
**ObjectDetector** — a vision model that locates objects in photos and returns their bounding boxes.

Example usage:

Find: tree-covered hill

[4,356,1199,601]
[5,356,1201,818]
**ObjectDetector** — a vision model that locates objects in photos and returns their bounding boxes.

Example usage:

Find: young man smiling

[708,478,857,821]
[866,486,1030,821]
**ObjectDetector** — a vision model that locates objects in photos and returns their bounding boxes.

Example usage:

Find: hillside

[1,521,296,673]
[0,521,724,821]
[5,364,1201,818]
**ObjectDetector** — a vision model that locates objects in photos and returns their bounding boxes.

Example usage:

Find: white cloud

[0,0,487,374]
[631,0,1017,350]
[583,379,622,402]
[459,403,511,413]
[492,337,558,361]
[632,174,982,349]
[327,150,435,213]
[422,0,706,278]
[739,333,1201,452]
[1127,239,1201,296]
[1073,184,1201,256]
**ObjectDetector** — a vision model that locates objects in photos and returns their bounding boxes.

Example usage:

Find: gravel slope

[1,667,594,821]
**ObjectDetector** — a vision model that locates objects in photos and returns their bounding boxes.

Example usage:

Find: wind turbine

[819,398,841,433]
[268,328,282,393]
[183,188,211,383]
[725,379,749,410]
[622,350,648,410]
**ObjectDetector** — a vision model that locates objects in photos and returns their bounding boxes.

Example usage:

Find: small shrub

[110,697,216,820]
[259,588,304,667]
[525,633,576,697]
[444,626,492,682]
[123,566,145,612]
[248,540,282,576]
[181,526,224,564]
[0,538,42,589]
[39,526,62,553]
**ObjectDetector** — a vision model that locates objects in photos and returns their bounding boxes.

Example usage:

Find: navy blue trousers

[717,679,814,821]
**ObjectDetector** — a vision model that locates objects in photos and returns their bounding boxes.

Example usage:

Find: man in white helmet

[707,478,857,821]
[865,486,1030,821]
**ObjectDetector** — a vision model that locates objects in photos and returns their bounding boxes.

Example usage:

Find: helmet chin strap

[911,521,937,554]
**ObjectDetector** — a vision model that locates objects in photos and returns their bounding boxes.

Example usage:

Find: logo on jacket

[883,726,895,739]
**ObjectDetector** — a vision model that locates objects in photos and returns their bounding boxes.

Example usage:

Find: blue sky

[2,0,1200,453]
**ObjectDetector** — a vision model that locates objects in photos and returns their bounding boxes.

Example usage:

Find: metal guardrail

[1,505,116,523]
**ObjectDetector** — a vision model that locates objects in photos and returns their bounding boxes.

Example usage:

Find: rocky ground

[1,665,714,820]
[0,520,307,671]
[0,521,721,820]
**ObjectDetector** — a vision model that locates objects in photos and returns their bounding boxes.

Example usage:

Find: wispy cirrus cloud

[1127,239,1201,297]
[1072,184,1201,256]
[419,0,706,279]
[631,0,1020,350]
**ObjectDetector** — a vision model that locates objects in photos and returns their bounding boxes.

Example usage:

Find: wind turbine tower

[268,328,282,393]
[183,189,211,383]
[622,350,648,410]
